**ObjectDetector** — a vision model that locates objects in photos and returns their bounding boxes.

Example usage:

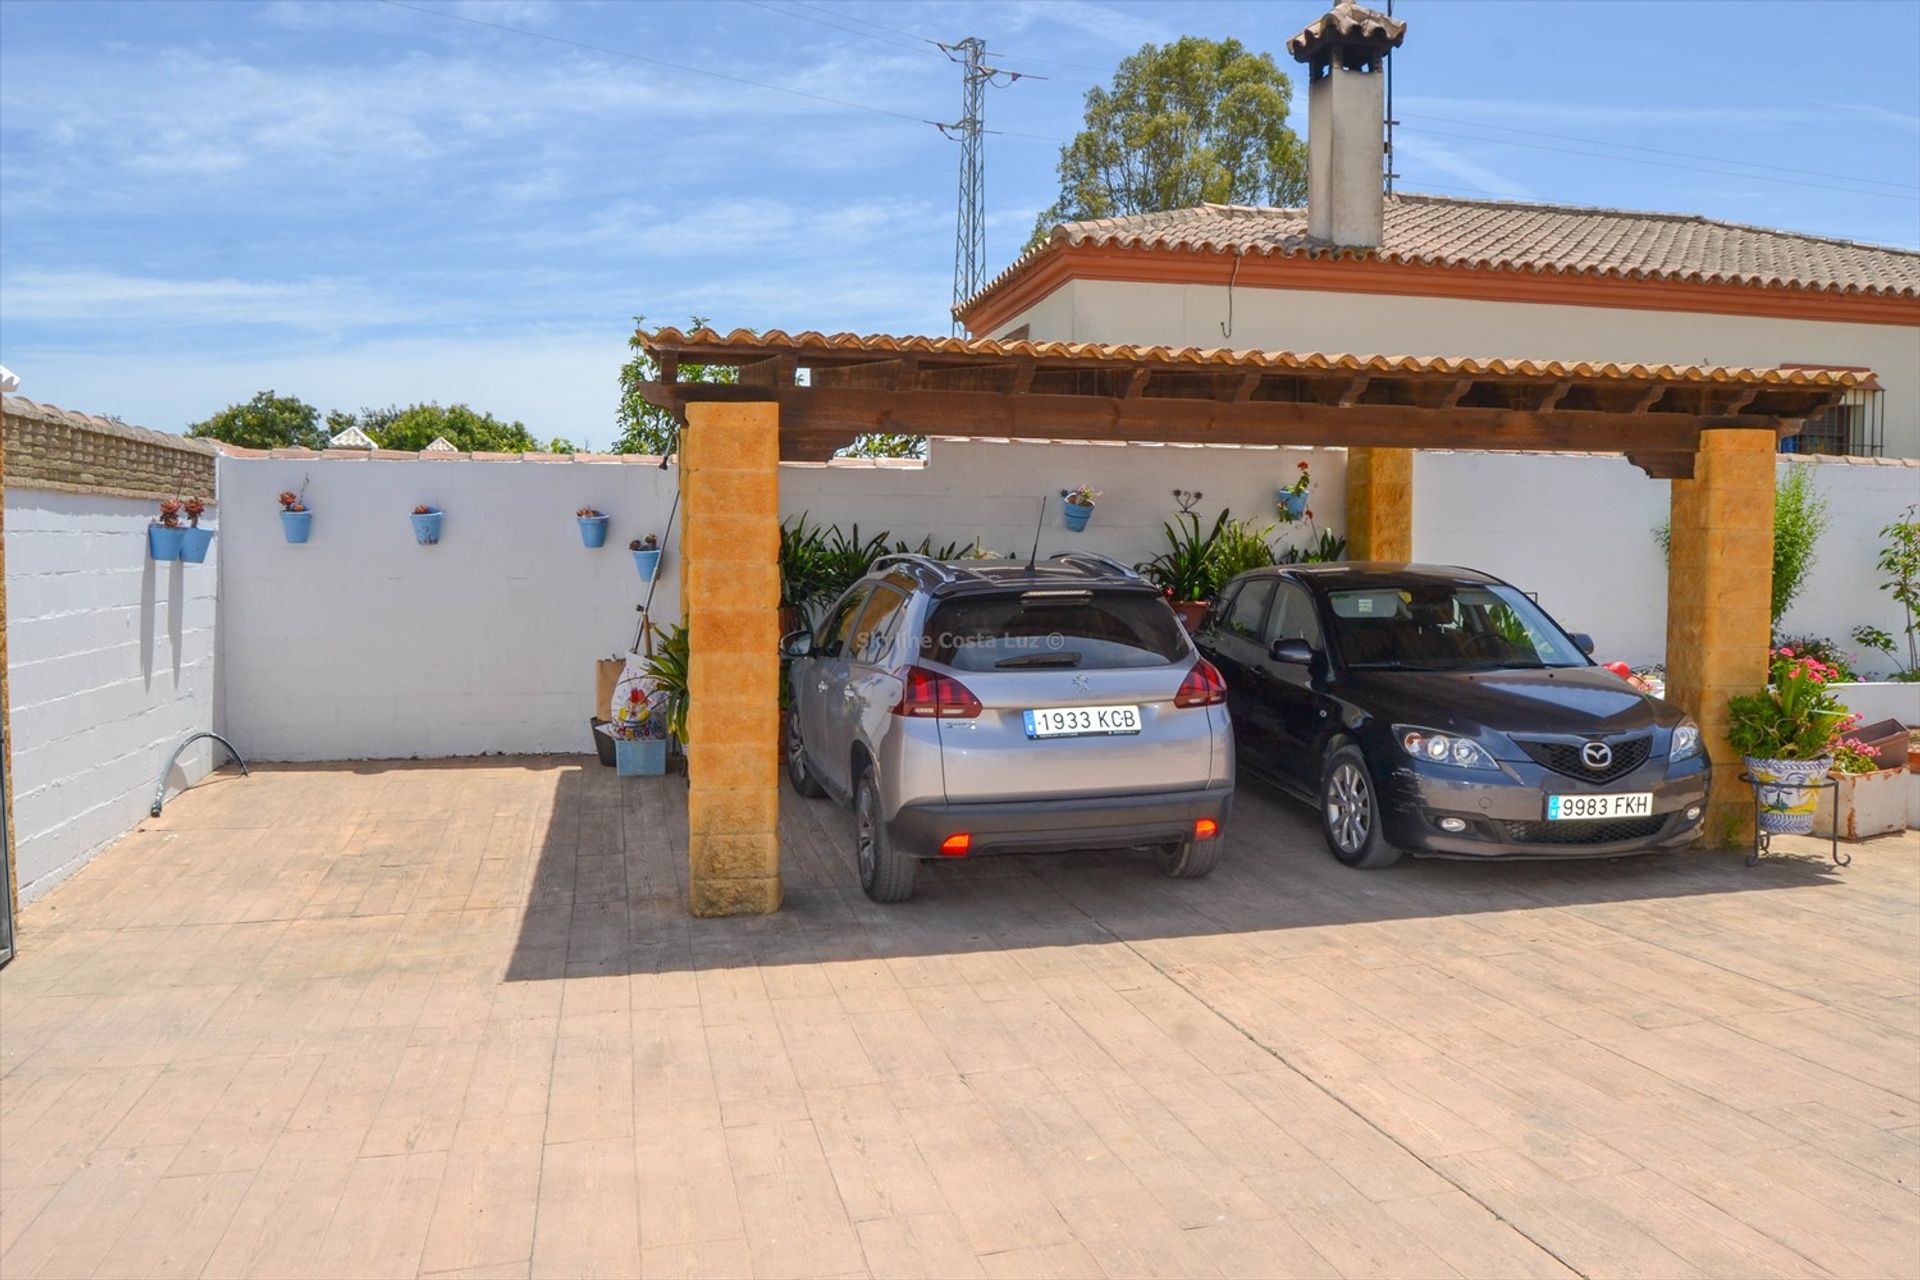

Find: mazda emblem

[1581,741,1614,770]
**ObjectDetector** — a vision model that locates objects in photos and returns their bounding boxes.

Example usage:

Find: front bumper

[888,786,1234,859]
[1377,752,1710,859]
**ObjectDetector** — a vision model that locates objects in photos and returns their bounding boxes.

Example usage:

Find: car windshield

[923,591,1190,672]
[1325,582,1586,670]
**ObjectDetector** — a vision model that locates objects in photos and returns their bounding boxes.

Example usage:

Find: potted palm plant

[577,507,610,548]
[149,499,186,561]
[1727,647,1851,834]
[179,497,215,563]
[1140,507,1228,631]
[411,503,443,545]
[278,487,313,543]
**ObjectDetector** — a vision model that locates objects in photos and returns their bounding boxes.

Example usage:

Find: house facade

[960,9,1920,459]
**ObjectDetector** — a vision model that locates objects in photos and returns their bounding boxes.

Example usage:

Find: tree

[325,402,541,453]
[186,390,329,450]
[1031,36,1307,247]
[616,314,737,456]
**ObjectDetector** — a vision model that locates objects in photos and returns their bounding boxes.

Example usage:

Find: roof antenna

[1024,495,1045,572]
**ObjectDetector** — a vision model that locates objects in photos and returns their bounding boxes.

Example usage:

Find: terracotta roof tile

[641,326,1868,388]
[1287,2,1406,61]
[963,193,1920,316]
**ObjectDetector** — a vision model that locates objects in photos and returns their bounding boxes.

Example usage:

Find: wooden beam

[1629,386,1666,414]
[1438,379,1472,410]
[1124,367,1151,398]
[1536,380,1573,412]
[658,353,679,384]
[1006,359,1036,395]
[806,356,919,391]
[1214,371,1260,403]
[1625,450,1696,480]
[738,354,796,389]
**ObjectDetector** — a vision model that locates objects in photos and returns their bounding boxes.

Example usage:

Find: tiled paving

[2,757,1917,1279]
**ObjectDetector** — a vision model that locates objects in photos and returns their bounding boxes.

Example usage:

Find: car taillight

[938,833,972,856]
[1193,818,1219,841]
[1173,659,1227,708]
[891,665,983,718]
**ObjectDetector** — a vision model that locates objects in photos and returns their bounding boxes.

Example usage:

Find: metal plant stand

[1739,771,1845,867]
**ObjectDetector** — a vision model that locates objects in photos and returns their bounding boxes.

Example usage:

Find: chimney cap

[1287,1,1406,64]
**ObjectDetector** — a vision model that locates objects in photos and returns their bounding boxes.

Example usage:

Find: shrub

[1771,465,1830,625]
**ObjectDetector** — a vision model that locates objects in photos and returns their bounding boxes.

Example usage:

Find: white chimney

[1287,2,1406,248]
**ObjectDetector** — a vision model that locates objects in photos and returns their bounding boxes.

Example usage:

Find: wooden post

[679,400,783,916]
[1665,427,1776,848]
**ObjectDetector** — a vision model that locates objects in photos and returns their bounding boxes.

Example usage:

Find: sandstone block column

[1665,427,1776,849]
[1345,447,1413,561]
[680,400,782,916]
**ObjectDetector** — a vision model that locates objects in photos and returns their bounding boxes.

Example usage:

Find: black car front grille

[1515,735,1651,784]
[1501,814,1668,845]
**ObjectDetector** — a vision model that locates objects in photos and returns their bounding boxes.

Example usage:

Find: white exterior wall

[217,456,681,761]
[4,489,219,900]
[999,279,1920,459]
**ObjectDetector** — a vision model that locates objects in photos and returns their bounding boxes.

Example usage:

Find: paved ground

[1,758,1916,1280]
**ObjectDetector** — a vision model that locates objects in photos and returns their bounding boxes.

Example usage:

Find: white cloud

[0,271,413,333]
[1392,136,1536,202]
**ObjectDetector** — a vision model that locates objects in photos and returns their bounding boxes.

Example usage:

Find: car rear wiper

[994,652,1083,668]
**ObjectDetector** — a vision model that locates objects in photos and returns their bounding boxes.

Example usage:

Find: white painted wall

[1001,278,1920,459]
[4,489,219,900]
[216,455,680,762]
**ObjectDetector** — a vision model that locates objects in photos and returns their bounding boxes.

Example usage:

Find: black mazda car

[1196,564,1710,866]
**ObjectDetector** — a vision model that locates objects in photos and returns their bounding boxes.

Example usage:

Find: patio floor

[2,758,1916,1279]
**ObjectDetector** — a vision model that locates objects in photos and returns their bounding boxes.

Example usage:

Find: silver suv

[783,553,1235,901]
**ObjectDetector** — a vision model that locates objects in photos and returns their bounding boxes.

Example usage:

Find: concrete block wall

[3,489,220,900]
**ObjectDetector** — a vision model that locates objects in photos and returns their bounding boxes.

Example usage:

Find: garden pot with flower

[1060,485,1098,532]
[411,504,443,545]
[149,499,186,561]
[278,488,312,543]
[577,507,610,548]
[1814,732,1910,840]
[1727,647,1851,835]
[631,534,661,581]
[1278,460,1312,522]
[178,496,215,563]
[1140,506,1228,632]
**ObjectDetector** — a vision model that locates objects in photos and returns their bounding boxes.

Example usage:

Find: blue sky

[2,0,1916,446]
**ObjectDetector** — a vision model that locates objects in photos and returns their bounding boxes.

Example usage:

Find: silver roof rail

[870,552,961,584]
[1049,551,1141,580]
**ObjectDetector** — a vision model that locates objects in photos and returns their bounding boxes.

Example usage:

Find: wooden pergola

[634,326,1863,916]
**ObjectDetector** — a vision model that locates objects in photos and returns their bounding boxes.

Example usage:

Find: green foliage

[186,390,328,450]
[641,624,690,745]
[778,516,896,624]
[1139,508,1230,602]
[1771,465,1830,625]
[616,314,738,456]
[1866,502,1920,673]
[546,437,577,454]
[1031,36,1306,248]
[1726,648,1850,760]
[1208,517,1276,597]
[327,402,540,453]
[843,434,927,460]
[1774,634,1859,683]
[1275,528,1348,565]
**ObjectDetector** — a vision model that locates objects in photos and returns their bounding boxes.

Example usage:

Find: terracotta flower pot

[1171,600,1210,632]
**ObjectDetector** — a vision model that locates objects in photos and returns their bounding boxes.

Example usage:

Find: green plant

[1773,634,1859,683]
[1771,464,1830,625]
[641,624,690,745]
[817,522,893,605]
[1830,735,1882,775]
[1864,503,1919,674]
[1208,517,1276,596]
[1726,647,1850,760]
[1276,528,1347,565]
[1139,508,1228,602]
[890,535,968,561]
[1062,484,1099,508]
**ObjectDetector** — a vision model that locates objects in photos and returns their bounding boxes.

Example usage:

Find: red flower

[1297,461,1309,470]
[1305,509,1314,519]
[628,688,642,703]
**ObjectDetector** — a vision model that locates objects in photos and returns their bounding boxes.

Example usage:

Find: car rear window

[922,591,1190,671]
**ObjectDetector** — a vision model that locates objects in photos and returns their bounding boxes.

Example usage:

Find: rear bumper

[888,786,1234,859]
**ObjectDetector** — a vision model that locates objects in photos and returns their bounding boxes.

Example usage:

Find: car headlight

[1671,720,1703,763]
[1395,726,1497,770]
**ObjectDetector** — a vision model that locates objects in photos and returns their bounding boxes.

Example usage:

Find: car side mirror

[1268,638,1315,665]
[780,629,815,659]
[1569,632,1596,656]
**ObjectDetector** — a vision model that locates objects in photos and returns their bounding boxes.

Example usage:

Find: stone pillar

[1665,427,1776,849]
[1344,447,1413,561]
[680,400,783,916]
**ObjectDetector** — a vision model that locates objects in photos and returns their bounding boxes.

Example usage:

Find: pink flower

[1778,647,1795,657]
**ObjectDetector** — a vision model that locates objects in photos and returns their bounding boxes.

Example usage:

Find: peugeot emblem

[1581,741,1614,770]
[1072,673,1093,694]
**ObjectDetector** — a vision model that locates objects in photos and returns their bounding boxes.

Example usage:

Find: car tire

[1320,744,1401,868]
[785,710,826,798]
[1155,835,1220,879]
[855,769,916,902]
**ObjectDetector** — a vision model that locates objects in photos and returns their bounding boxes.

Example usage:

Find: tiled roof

[641,326,1867,387]
[1287,2,1406,60]
[963,193,1920,315]
[1,394,218,454]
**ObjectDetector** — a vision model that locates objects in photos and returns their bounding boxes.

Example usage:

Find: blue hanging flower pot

[281,510,313,543]
[179,527,215,563]
[411,509,443,545]
[148,524,186,561]
[577,514,610,548]
[1062,500,1093,532]
[1278,489,1309,520]
[632,546,662,581]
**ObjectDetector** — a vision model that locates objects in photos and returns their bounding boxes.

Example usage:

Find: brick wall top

[2,395,219,501]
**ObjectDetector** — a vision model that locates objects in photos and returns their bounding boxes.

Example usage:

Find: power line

[740,1,936,57]
[1401,125,1920,202]
[1405,113,1920,193]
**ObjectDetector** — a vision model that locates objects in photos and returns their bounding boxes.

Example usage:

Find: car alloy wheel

[855,781,879,885]
[786,711,824,797]
[1327,760,1372,854]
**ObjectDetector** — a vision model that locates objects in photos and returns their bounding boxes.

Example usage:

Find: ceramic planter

[148,524,185,561]
[1743,755,1833,835]
[1170,600,1210,632]
[179,527,215,563]
[411,511,443,545]
[1814,768,1909,840]
[281,510,313,543]
[578,515,610,548]
[1278,490,1309,520]
[1062,500,1093,532]
[632,547,662,581]
[615,736,667,777]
